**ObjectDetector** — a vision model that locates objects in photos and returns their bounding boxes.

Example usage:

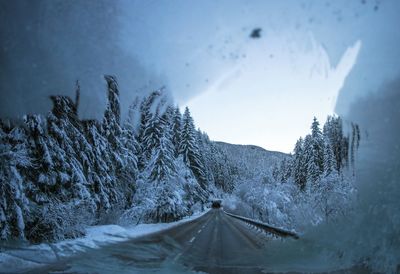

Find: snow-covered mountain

[214,141,289,180]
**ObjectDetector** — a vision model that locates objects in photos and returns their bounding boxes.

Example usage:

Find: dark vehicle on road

[211,199,222,208]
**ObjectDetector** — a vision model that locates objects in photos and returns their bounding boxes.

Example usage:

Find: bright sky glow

[184,35,361,153]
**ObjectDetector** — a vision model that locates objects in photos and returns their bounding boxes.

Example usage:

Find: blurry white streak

[331,40,362,111]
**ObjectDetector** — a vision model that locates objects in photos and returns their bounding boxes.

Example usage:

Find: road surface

[28,209,270,273]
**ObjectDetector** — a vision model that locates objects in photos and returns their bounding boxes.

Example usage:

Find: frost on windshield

[0,1,399,273]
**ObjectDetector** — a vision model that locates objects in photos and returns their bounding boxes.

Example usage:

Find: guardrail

[224,211,299,239]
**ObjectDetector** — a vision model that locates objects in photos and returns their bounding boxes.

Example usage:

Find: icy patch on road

[0,210,209,273]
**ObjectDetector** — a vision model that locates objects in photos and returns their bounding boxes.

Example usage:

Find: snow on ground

[0,210,209,273]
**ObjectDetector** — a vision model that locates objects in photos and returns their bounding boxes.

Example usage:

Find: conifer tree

[137,90,163,169]
[119,125,139,206]
[82,120,115,211]
[323,140,337,176]
[99,76,127,205]
[310,117,324,173]
[307,150,321,183]
[0,127,30,240]
[138,90,162,144]
[146,127,176,183]
[293,137,307,189]
[103,75,121,130]
[142,112,164,163]
[47,96,95,201]
[23,115,54,200]
[171,107,182,156]
[179,107,207,188]
[323,115,349,172]
[279,158,293,182]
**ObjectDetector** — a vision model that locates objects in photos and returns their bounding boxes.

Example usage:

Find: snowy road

[28,209,269,273]
[165,208,267,273]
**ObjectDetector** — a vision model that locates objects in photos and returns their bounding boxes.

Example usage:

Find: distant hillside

[214,141,290,181]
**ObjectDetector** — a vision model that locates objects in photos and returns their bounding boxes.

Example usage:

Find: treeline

[228,116,361,229]
[0,76,234,243]
[273,116,360,188]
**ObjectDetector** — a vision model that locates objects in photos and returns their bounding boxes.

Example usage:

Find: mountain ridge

[213,141,290,157]
[213,141,290,181]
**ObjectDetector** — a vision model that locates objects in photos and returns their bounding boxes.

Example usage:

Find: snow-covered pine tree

[323,140,337,176]
[310,117,324,174]
[142,111,164,165]
[145,124,188,222]
[47,95,94,203]
[126,97,141,134]
[208,143,236,193]
[122,99,143,189]
[0,126,30,240]
[278,157,293,183]
[103,75,121,129]
[292,137,307,189]
[146,126,176,182]
[323,115,349,172]
[22,114,57,209]
[307,149,321,183]
[138,90,162,144]
[115,97,141,205]
[121,116,139,173]
[82,119,115,212]
[102,75,124,170]
[171,106,182,157]
[21,114,65,243]
[196,129,216,185]
[149,179,187,223]
[174,155,204,211]
[298,117,325,185]
[28,93,99,241]
[95,76,140,221]
[302,134,313,182]
[118,125,139,206]
[179,107,207,189]
[137,90,163,169]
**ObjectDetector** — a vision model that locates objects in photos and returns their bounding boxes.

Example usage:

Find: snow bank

[0,210,208,273]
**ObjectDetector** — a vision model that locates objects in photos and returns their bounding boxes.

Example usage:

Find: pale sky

[184,34,361,153]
